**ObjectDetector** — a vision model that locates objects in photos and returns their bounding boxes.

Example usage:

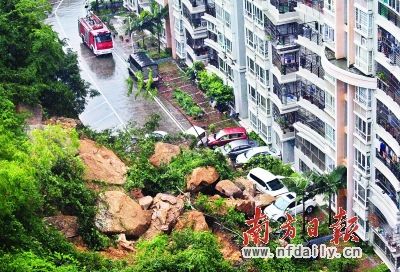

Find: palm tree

[128,10,153,48]
[313,166,347,226]
[148,0,169,55]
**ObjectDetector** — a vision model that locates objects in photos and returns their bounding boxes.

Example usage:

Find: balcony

[273,105,295,134]
[298,0,324,12]
[264,18,298,48]
[296,108,325,138]
[377,100,400,145]
[273,77,299,105]
[299,80,325,110]
[378,27,400,69]
[376,150,400,181]
[298,23,323,45]
[270,0,297,14]
[377,78,400,107]
[295,135,326,171]
[379,2,400,28]
[300,48,325,79]
[272,48,299,75]
[205,2,215,17]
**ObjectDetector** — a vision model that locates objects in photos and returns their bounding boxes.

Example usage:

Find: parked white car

[247,167,288,197]
[264,192,317,222]
[145,130,168,139]
[235,146,280,165]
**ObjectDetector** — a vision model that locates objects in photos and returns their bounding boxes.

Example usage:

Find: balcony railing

[298,0,324,12]
[377,103,400,144]
[300,50,325,78]
[298,23,323,45]
[378,27,400,69]
[264,18,298,47]
[270,0,297,13]
[299,80,325,110]
[376,150,400,181]
[272,49,299,75]
[296,109,325,137]
[295,135,326,171]
[379,2,400,28]
[377,78,400,106]
[205,2,215,17]
[273,78,299,105]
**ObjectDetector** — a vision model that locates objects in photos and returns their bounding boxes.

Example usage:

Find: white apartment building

[202,0,248,118]
[240,0,400,270]
[170,0,208,64]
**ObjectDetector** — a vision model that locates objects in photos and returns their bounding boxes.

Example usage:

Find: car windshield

[275,197,290,211]
[215,131,224,139]
[267,179,284,191]
[95,33,112,43]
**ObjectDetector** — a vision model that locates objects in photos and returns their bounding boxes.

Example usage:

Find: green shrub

[197,71,234,104]
[244,155,294,177]
[248,131,266,146]
[367,263,390,272]
[172,89,204,118]
[128,229,234,272]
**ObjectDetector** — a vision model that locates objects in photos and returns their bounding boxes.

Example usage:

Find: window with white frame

[250,111,257,127]
[354,180,368,206]
[248,84,256,103]
[325,124,336,146]
[246,28,254,48]
[255,63,268,85]
[247,56,255,74]
[323,24,335,43]
[260,122,271,142]
[355,115,371,142]
[326,156,335,172]
[355,87,372,107]
[355,8,373,36]
[259,94,267,112]
[256,36,268,57]
[253,5,263,26]
[325,91,335,113]
[325,0,335,12]
[355,148,370,174]
[245,0,253,18]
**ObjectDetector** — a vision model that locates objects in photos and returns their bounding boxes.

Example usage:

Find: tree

[148,0,169,55]
[128,10,153,47]
[126,69,157,99]
[313,166,347,225]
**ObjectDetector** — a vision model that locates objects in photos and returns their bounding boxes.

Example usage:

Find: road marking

[54,0,125,128]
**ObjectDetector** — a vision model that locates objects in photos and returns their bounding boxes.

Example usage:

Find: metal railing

[270,0,297,13]
[299,81,325,110]
[298,24,323,45]
[376,150,400,180]
[296,109,325,137]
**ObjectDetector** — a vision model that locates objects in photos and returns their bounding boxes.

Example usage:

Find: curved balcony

[321,47,376,88]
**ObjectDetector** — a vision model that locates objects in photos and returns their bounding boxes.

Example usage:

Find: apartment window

[255,63,268,85]
[323,25,335,43]
[259,94,267,112]
[355,148,370,174]
[260,122,271,142]
[355,115,372,142]
[216,4,231,28]
[253,5,263,26]
[355,87,372,107]
[247,56,255,74]
[355,8,373,36]
[248,84,256,103]
[250,111,257,127]
[245,0,253,18]
[325,124,336,146]
[325,92,335,113]
[299,159,311,173]
[325,0,335,12]
[326,156,335,172]
[246,28,254,48]
[354,180,367,206]
[257,36,267,57]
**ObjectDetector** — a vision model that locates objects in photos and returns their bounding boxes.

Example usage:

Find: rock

[45,116,81,129]
[226,199,255,216]
[233,178,255,198]
[149,142,181,167]
[129,188,144,200]
[215,231,242,264]
[44,215,79,238]
[139,196,153,210]
[175,211,208,231]
[186,166,219,192]
[254,194,276,208]
[142,193,185,239]
[116,234,135,252]
[95,191,151,237]
[79,139,127,185]
[215,179,243,198]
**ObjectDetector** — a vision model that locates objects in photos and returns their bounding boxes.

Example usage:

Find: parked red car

[207,127,248,148]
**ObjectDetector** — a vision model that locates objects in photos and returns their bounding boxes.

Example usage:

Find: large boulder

[226,199,255,216]
[45,116,81,129]
[44,215,79,238]
[233,177,255,198]
[149,142,181,167]
[138,196,153,210]
[254,194,276,208]
[215,180,243,198]
[175,211,208,231]
[95,191,151,237]
[143,193,185,239]
[186,166,219,191]
[79,139,127,185]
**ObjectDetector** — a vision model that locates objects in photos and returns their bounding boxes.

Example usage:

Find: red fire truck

[78,12,113,56]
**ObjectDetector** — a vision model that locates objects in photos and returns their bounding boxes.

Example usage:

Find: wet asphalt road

[47,0,185,132]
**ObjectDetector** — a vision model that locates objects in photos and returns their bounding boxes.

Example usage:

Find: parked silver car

[215,139,258,159]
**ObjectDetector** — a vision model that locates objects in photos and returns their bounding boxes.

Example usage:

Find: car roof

[279,192,297,201]
[248,167,278,181]
[219,127,247,135]
[224,139,250,148]
[185,126,206,137]
[247,146,270,155]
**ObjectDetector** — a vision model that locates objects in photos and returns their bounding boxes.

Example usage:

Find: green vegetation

[197,70,234,105]
[172,88,204,118]
[243,155,294,177]
[248,131,266,146]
